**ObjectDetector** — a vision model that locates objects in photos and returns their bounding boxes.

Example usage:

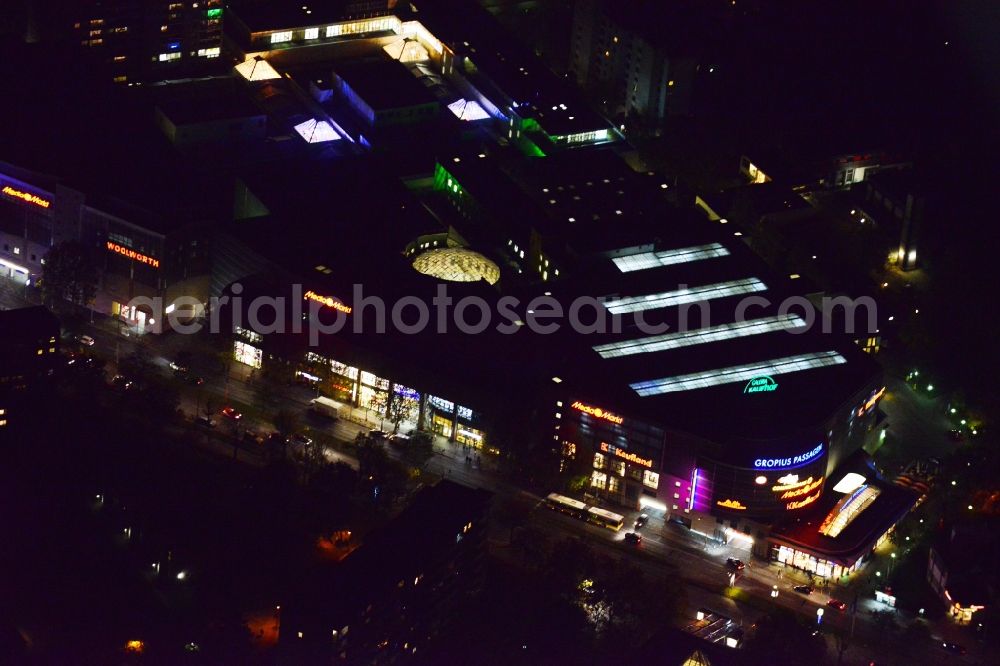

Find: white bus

[587,506,625,531]
[546,493,588,519]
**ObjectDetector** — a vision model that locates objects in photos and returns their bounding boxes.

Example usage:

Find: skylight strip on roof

[603,278,766,315]
[629,351,847,396]
[612,243,730,273]
[593,314,806,359]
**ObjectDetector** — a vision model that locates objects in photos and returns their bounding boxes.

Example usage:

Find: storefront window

[593,452,606,469]
[360,384,388,414]
[331,360,359,380]
[643,470,660,489]
[612,460,625,477]
[360,371,389,390]
[457,405,473,420]
[562,441,577,458]
[608,476,622,494]
[456,427,485,447]
[234,341,262,369]
[591,471,608,490]
[432,414,452,438]
[235,326,262,344]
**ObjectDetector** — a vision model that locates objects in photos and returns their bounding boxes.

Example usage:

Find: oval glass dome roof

[412,248,500,285]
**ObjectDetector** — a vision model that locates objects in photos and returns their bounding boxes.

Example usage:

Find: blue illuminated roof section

[817,485,882,537]
[603,278,766,315]
[629,351,847,396]
[592,314,806,359]
[612,243,730,273]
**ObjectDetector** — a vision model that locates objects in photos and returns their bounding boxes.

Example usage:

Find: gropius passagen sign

[753,443,824,470]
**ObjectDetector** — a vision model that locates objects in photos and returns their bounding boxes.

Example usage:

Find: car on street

[77,334,95,346]
[827,599,847,611]
[169,361,187,372]
[388,433,411,446]
[290,433,313,448]
[793,585,814,595]
[221,407,242,420]
[111,374,136,392]
[726,558,745,571]
[634,513,649,529]
[368,429,389,442]
[941,642,966,655]
[196,415,216,428]
[623,532,642,546]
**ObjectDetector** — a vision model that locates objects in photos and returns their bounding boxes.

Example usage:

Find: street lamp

[771,585,779,598]
[816,608,824,625]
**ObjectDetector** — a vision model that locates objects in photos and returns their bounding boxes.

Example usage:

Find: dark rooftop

[152,77,265,125]
[334,58,439,111]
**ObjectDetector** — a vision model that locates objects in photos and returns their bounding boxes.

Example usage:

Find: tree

[400,430,434,469]
[271,409,298,459]
[40,241,99,308]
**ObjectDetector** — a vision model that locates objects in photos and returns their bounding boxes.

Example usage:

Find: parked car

[221,407,242,420]
[196,415,216,428]
[941,642,966,655]
[77,334,95,346]
[793,585,814,595]
[634,513,649,529]
[368,429,389,442]
[169,361,187,372]
[623,532,642,546]
[726,558,745,571]
[827,599,847,611]
[388,433,411,446]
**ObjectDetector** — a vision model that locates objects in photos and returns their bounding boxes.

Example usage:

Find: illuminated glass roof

[383,37,430,63]
[235,55,281,81]
[412,248,500,284]
[612,243,730,273]
[630,351,847,396]
[447,99,491,121]
[603,278,766,315]
[592,314,806,359]
[293,119,341,143]
[818,485,882,537]
[832,472,867,494]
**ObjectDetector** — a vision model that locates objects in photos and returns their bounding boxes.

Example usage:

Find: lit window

[594,452,606,469]
[233,341,262,368]
[612,460,625,477]
[630,351,848,396]
[591,471,608,490]
[304,27,319,39]
[643,470,659,489]
[157,52,181,62]
[270,31,292,44]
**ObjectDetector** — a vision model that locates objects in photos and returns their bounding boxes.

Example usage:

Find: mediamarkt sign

[753,443,823,470]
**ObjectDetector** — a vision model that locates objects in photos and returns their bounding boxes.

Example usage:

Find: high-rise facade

[74,0,225,84]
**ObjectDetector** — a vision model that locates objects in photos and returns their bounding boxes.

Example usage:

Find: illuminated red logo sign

[106,241,160,268]
[2,185,50,209]
[304,290,352,314]
[572,401,623,424]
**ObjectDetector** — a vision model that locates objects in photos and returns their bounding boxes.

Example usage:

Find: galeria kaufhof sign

[753,443,824,470]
